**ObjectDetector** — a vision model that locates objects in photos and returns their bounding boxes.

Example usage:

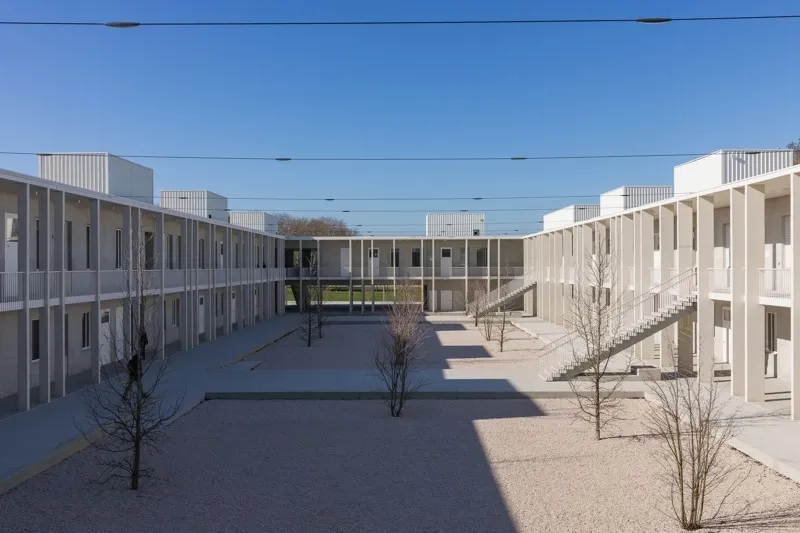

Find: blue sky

[1,0,799,235]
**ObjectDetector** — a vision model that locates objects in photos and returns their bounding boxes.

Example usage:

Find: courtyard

[1,399,799,532]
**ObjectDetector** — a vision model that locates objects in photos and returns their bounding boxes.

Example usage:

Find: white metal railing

[100,270,126,294]
[164,269,184,289]
[650,268,660,288]
[49,272,61,299]
[0,272,21,308]
[451,266,466,277]
[198,270,210,286]
[536,267,697,380]
[65,270,95,297]
[469,267,488,277]
[708,268,732,293]
[285,267,300,278]
[28,271,46,300]
[230,269,243,284]
[215,269,226,284]
[627,267,635,290]
[759,268,791,299]
[405,267,421,278]
[467,272,536,316]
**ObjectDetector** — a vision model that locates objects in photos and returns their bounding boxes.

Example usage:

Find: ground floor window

[766,311,777,353]
[81,312,90,348]
[31,319,40,361]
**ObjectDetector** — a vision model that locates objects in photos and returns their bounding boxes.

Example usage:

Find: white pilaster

[53,190,66,398]
[658,205,675,369]
[17,183,31,411]
[696,195,715,382]
[676,201,694,373]
[39,188,52,403]
[90,199,101,380]
[744,185,765,402]
[790,173,800,420]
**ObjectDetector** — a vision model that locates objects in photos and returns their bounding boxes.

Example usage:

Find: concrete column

[486,238,491,309]
[361,240,365,313]
[696,195,714,383]
[620,214,634,301]
[180,217,189,350]
[223,227,231,335]
[156,213,166,357]
[348,238,353,313]
[299,239,303,313]
[676,200,694,373]
[371,238,375,312]
[17,183,31,411]
[563,229,573,324]
[658,205,675,369]
[465,238,469,313]
[790,173,800,420]
[53,190,66,398]
[393,238,397,308]
[90,199,101,381]
[206,223,214,341]
[541,234,550,321]
[553,231,563,324]
[39,188,51,403]
[123,207,133,357]
[641,210,655,361]
[431,238,435,313]
[744,184,765,402]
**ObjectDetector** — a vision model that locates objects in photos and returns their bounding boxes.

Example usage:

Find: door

[440,290,453,311]
[440,248,452,277]
[31,319,40,361]
[4,213,18,297]
[115,307,124,361]
[721,307,731,363]
[99,309,111,365]
[231,291,237,326]
[198,296,206,335]
[369,248,379,276]
[340,248,350,276]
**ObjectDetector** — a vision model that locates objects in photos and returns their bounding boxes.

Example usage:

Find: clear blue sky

[1,0,799,235]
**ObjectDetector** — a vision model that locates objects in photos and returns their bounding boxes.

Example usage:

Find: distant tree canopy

[787,138,800,164]
[276,213,358,237]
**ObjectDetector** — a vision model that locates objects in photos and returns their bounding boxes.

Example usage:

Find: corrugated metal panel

[425,213,484,237]
[160,190,228,221]
[623,186,673,209]
[574,204,600,221]
[230,210,272,232]
[206,191,229,222]
[106,155,154,204]
[38,153,108,193]
[722,150,794,184]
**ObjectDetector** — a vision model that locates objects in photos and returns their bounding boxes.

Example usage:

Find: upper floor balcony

[705,267,790,306]
[0,267,279,313]
[284,265,524,280]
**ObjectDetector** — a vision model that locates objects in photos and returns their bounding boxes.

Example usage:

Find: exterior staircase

[537,268,698,381]
[467,272,537,317]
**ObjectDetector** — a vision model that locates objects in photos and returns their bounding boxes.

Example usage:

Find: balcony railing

[100,270,126,294]
[198,270,210,286]
[451,266,466,277]
[759,268,791,299]
[627,267,635,290]
[230,269,242,284]
[214,269,226,284]
[65,270,95,297]
[564,267,575,284]
[708,268,732,293]
[650,268,660,288]
[49,272,61,299]
[469,267,488,277]
[165,269,184,289]
[285,267,299,278]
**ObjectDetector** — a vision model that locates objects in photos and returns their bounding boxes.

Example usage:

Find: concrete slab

[511,317,568,345]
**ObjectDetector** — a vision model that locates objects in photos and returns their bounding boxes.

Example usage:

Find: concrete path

[511,317,568,344]
[0,315,299,493]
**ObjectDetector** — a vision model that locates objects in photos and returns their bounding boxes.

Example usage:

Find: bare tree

[298,288,316,347]
[496,295,510,352]
[276,213,358,236]
[308,282,330,339]
[467,278,486,327]
[566,235,629,440]
[481,310,495,341]
[81,230,183,490]
[645,335,747,531]
[374,281,426,417]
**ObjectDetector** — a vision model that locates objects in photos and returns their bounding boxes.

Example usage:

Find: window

[199,238,205,269]
[115,228,123,269]
[441,248,451,258]
[606,227,611,254]
[605,289,611,307]
[168,234,174,270]
[64,314,69,358]
[591,229,596,255]
[391,248,400,268]
[177,235,183,269]
[81,312,90,348]
[766,311,777,353]
[31,319,40,361]
[476,247,488,267]
[164,301,168,331]
[653,219,660,251]
[459,247,466,267]
[412,248,421,267]
[85,225,91,269]
[215,294,220,316]
[172,299,180,327]
[235,242,239,268]
[472,229,480,236]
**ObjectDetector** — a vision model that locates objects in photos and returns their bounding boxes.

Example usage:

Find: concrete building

[425,213,485,237]
[524,149,800,421]
[0,158,286,413]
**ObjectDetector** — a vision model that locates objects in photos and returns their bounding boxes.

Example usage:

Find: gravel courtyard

[247,320,543,371]
[2,399,799,533]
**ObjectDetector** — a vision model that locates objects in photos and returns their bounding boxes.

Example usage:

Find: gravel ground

[248,321,543,371]
[2,399,799,533]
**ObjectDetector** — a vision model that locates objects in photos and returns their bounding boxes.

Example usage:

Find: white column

[90,199,101,380]
[420,238,425,310]
[392,238,397,307]
[39,188,52,403]
[744,184,765,402]
[223,226,231,335]
[790,173,800,420]
[431,238,435,313]
[620,214,634,300]
[553,231,563,324]
[157,213,166,356]
[348,238,353,313]
[17,183,31,411]
[371,238,375,312]
[123,207,134,356]
[464,238,468,312]
[696,195,714,382]
[486,238,491,308]
[540,234,550,321]
[729,187,746,395]
[676,200,694,373]
[563,229,573,324]
[658,205,675,369]
[206,223,214,341]
[180,217,189,349]
[299,239,304,313]
[53,190,66,398]
[361,239,365,313]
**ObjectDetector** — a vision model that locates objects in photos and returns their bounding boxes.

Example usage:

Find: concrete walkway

[511,317,568,345]
[0,314,300,493]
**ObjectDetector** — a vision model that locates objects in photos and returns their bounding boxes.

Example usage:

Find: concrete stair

[468,273,536,317]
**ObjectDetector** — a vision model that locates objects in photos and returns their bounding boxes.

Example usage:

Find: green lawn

[285,285,396,303]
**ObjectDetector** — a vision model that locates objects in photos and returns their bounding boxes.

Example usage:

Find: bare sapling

[299,286,316,347]
[81,230,183,490]
[467,278,486,327]
[481,310,495,341]
[566,235,629,440]
[374,282,426,417]
[310,283,329,339]
[645,335,747,531]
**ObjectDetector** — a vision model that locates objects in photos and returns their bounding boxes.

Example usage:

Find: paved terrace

[0,313,799,494]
